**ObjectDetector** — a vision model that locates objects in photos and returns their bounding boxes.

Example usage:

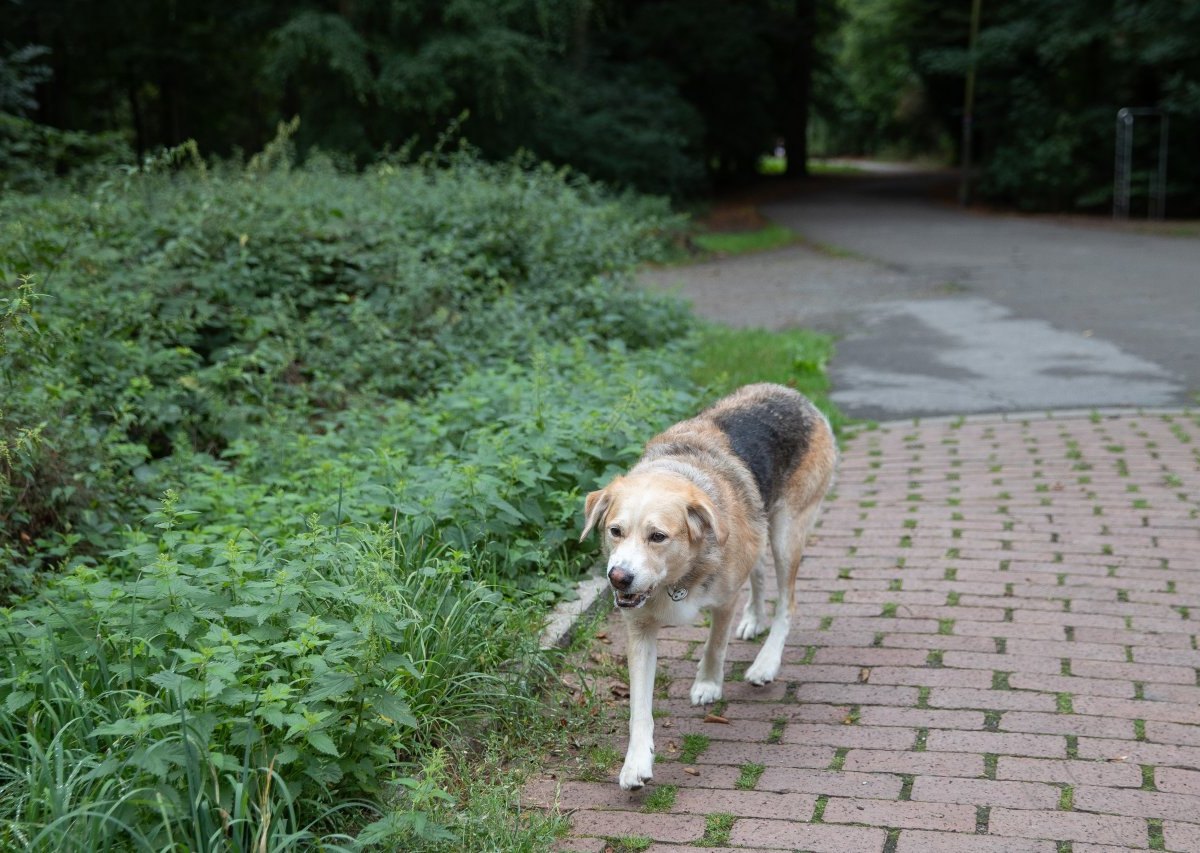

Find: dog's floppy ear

[686,494,726,545]
[580,488,613,541]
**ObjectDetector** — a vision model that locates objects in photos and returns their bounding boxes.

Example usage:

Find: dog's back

[643,383,831,514]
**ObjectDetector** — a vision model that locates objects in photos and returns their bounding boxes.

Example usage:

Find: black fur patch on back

[711,396,810,506]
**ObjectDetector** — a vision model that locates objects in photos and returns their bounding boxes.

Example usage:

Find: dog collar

[667,584,688,601]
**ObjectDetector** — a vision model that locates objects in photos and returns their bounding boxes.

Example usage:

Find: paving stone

[987,808,1148,845]
[569,810,705,843]
[823,797,977,831]
[669,787,817,819]
[1156,767,1200,797]
[755,767,904,799]
[1073,785,1200,823]
[842,749,985,777]
[896,830,1055,852]
[910,776,1061,810]
[1163,821,1200,853]
[727,819,887,852]
[996,757,1144,788]
[925,730,1067,758]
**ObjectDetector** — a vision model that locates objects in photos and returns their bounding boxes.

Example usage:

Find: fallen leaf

[662,720,673,728]
[1108,755,1129,763]
[704,714,730,724]
[858,667,871,683]
[683,766,700,776]
[610,683,630,699]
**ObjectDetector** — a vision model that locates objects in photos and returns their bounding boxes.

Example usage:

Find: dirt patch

[698,202,771,233]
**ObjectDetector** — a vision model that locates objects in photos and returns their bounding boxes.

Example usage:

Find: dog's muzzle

[613,589,649,609]
[609,566,649,608]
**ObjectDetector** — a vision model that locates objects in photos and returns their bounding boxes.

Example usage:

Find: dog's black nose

[608,566,634,590]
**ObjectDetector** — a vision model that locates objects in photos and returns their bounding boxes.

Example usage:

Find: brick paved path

[527,410,1200,853]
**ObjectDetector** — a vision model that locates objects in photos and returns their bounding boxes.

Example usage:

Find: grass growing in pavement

[698,813,736,847]
[692,221,798,255]
[642,785,678,813]
[680,734,711,764]
[736,763,766,790]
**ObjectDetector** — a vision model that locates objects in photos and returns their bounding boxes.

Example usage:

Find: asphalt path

[642,172,1199,421]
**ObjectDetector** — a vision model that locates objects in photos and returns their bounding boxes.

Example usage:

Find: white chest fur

[649,583,721,626]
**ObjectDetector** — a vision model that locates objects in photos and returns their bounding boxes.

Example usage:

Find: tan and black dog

[581,383,836,790]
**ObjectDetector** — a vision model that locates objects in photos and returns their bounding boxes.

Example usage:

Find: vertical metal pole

[1113,109,1133,220]
[958,0,983,206]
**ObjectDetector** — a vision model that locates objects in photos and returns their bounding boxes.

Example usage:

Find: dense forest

[3,0,1199,209]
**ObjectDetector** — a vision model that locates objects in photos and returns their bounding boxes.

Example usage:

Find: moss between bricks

[698,813,735,847]
[642,784,677,813]
[735,763,766,790]
[984,754,998,779]
[767,718,787,744]
[811,796,829,823]
[1058,785,1074,811]
[680,733,710,764]
[1149,817,1166,850]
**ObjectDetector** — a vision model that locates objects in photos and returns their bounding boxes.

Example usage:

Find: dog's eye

[608,526,622,538]
[648,531,668,543]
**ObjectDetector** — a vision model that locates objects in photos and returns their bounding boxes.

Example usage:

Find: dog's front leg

[619,618,658,790]
[691,601,734,705]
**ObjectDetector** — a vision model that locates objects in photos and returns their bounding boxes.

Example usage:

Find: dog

[581,383,836,790]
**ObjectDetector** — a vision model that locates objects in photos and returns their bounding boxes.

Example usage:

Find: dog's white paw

[744,656,780,686]
[618,748,655,791]
[735,611,768,640]
[690,679,723,706]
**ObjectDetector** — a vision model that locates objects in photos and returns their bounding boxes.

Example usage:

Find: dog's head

[580,472,726,609]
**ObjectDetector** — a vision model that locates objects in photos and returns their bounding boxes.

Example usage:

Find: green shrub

[0,151,689,582]
[0,112,132,191]
[0,144,703,847]
[0,497,542,849]
[161,342,697,599]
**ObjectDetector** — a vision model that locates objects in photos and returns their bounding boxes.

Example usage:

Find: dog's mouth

[613,589,650,609]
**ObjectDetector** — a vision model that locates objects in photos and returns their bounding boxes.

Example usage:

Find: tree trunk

[128,71,146,163]
[784,0,816,177]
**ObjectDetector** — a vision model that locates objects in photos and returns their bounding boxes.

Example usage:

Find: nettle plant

[0,491,544,849]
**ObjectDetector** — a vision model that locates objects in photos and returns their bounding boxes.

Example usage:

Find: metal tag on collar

[667,584,688,601]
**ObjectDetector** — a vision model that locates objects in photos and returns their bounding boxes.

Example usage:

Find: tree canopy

[3,0,1199,210]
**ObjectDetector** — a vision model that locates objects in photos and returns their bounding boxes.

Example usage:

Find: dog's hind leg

[735,553,769,640]
[619,618,658,790]
[745,501,821,686]
[691,600,735,705]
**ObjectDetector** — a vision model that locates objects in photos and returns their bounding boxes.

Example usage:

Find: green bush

[0,501,542,850]
[0,144,702,847]
[163,343,697,600]
[0,150,689,581]
[0,112,132,191]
